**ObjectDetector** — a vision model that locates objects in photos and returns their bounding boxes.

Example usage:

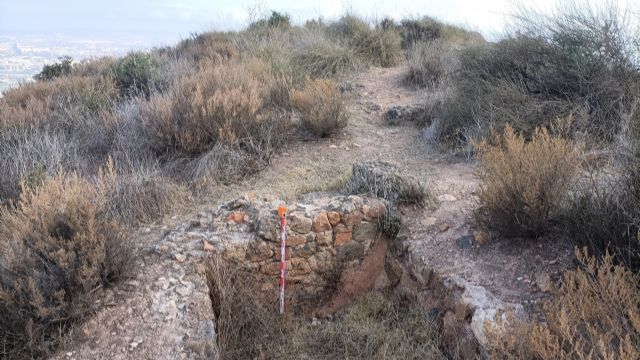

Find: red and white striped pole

[277,204,287,315]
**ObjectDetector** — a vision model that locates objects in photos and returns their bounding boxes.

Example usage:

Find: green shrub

[475,125,580,237]
[267,11,290,28]
[114,52,157,97]
[0,172,133,359]
[34,56,73,81]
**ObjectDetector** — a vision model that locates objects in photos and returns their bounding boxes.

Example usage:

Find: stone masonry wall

[173,193,388,301]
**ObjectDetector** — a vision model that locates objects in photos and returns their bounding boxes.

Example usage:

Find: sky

[0,0,637,45]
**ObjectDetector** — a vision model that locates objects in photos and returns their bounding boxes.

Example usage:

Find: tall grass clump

[0,172,133,359]
[489,249,640,359]
[475,125,580,237]
[291,79,347,138]
[436,1,640,149]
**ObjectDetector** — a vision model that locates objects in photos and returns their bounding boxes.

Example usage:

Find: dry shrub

[173,32,239,64]
[489,249,640,359]
[142,59,291,156]
[0,172,133,359]
[475,125,580,237]
[291,78,347,138]
[205,256,444,360]
[405,40,455,87]
[0,75,117,129]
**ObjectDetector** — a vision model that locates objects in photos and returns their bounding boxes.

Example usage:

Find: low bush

[34,56,73,81]
[346,160,428,207]
[475,125,579,237]
[489,249,640,359]
[399,17,442,48]
[173,32,238,64]
[330,16,402,68]
[356,27,403,67]
[206,256,444,359]
[405,40,454,87]
[436,2,640,149]
[291,40,363,78]
[291,78,347,138]
[0,172,133,359]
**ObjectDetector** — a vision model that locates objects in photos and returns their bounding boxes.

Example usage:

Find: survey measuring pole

[277,204,287,315]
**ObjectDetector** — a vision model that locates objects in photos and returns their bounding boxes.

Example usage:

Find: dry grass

[291,79,348,138]
[0,172,134,359]
[0,75,117,129]
[105,171,189,225]
[475,125,580,237]
[205,256,445,360]
[488,249,640,360]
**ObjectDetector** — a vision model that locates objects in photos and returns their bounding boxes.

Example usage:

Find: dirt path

[52,65,572,359]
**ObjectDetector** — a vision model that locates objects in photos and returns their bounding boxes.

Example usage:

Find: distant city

[0,34,166,95]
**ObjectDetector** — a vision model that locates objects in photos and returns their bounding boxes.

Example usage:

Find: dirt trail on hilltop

[52,66,572,360]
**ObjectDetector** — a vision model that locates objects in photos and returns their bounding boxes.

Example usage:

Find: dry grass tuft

[0,172,133,359]
[291,78,348,138]
[205,256,444,360]
[475,125,580,237]
[488,249,640,360]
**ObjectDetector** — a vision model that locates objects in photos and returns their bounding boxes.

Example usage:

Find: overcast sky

[0,0,637,44]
